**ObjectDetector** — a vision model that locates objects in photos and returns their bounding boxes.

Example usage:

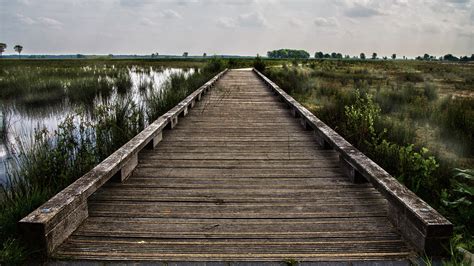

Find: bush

[424,82,438,101]
[253,56,266,72]
[344,90,381,147]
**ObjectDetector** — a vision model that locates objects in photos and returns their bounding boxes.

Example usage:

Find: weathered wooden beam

[253,68,452,257]
[145,131,163,150]
[339,154,366,184]
[18,69,228,256]
[113,153,138,182]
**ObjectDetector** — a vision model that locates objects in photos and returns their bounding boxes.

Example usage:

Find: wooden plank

[130,167,347,178]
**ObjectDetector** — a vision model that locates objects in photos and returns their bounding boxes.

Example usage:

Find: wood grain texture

[54,69,417,262]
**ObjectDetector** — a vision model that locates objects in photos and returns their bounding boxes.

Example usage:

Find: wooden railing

[253,68,452,256]
[19,69,228,255]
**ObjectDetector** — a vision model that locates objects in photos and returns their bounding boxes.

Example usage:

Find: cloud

[216,17,237,28]
[159,9,182,19]
[119,0,152,7]
[139,18,155,26]
[217,12,267,28]
[37,17,62,28]
[393,0,408,7]
[288,18,304,27]
[237,12,267,27]
[446,0,470,4]
[345,4,382,18]
[314,17,338,27]
[176,0,200,5]
[16,13,36,25]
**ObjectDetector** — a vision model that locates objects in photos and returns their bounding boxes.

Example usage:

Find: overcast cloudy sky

[0,0,472,57]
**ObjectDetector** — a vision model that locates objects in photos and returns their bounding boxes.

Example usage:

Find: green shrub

[442,169,474,232]
[253,56,266,72]
[344,90,380,147]
[398,145,439,195]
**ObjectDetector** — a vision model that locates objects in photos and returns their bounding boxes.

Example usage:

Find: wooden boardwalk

[53,69,416,262]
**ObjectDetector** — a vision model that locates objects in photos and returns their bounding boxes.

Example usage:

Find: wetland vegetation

[0,57,472,264]
[263,59,474,263]
[0,58,233,263]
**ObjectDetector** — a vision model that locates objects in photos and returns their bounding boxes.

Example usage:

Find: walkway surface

[54,69,414,262]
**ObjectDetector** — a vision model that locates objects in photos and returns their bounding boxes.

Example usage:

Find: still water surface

[0,67,194,186]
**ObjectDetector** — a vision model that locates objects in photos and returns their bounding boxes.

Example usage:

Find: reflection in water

[0,67,193,186]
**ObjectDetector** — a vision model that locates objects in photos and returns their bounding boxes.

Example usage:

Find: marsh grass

[264,60,474,260]
[147,59,224,122]
[0,59,226,264]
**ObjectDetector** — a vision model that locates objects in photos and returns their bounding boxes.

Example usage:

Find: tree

[203,53,207,57]
[331,52,337,59]
[0,43,6,57]
[423,53,430,60]
[14,45,23,59]
[183,52,188,57]
[372,52,377,60]
[315,51,324,59]
[392,54,396,60]
[267,49,310,59]
[443,54,458,61]
[360,53,366,60]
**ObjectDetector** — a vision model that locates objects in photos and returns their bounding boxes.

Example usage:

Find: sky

[0,0,473,57]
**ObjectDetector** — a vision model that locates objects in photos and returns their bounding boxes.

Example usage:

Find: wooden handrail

[253,68,452,256]
[19,69,228,255]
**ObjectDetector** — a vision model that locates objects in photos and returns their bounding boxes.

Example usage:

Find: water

[0,67,194,187]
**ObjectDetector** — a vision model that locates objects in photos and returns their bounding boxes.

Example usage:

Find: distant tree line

[416,53,474,62]
[267,49,310,59]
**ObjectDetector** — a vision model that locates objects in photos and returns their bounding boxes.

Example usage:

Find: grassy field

[264,59,473,263]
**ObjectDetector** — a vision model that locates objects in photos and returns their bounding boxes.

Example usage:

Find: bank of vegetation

[263,59,473,263]
[0,58,229,264]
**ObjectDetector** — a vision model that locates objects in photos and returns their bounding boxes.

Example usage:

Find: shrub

[253,56,266,72]
[424,82,438,101]
[398,145,439,195]
[344,90,381,147]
